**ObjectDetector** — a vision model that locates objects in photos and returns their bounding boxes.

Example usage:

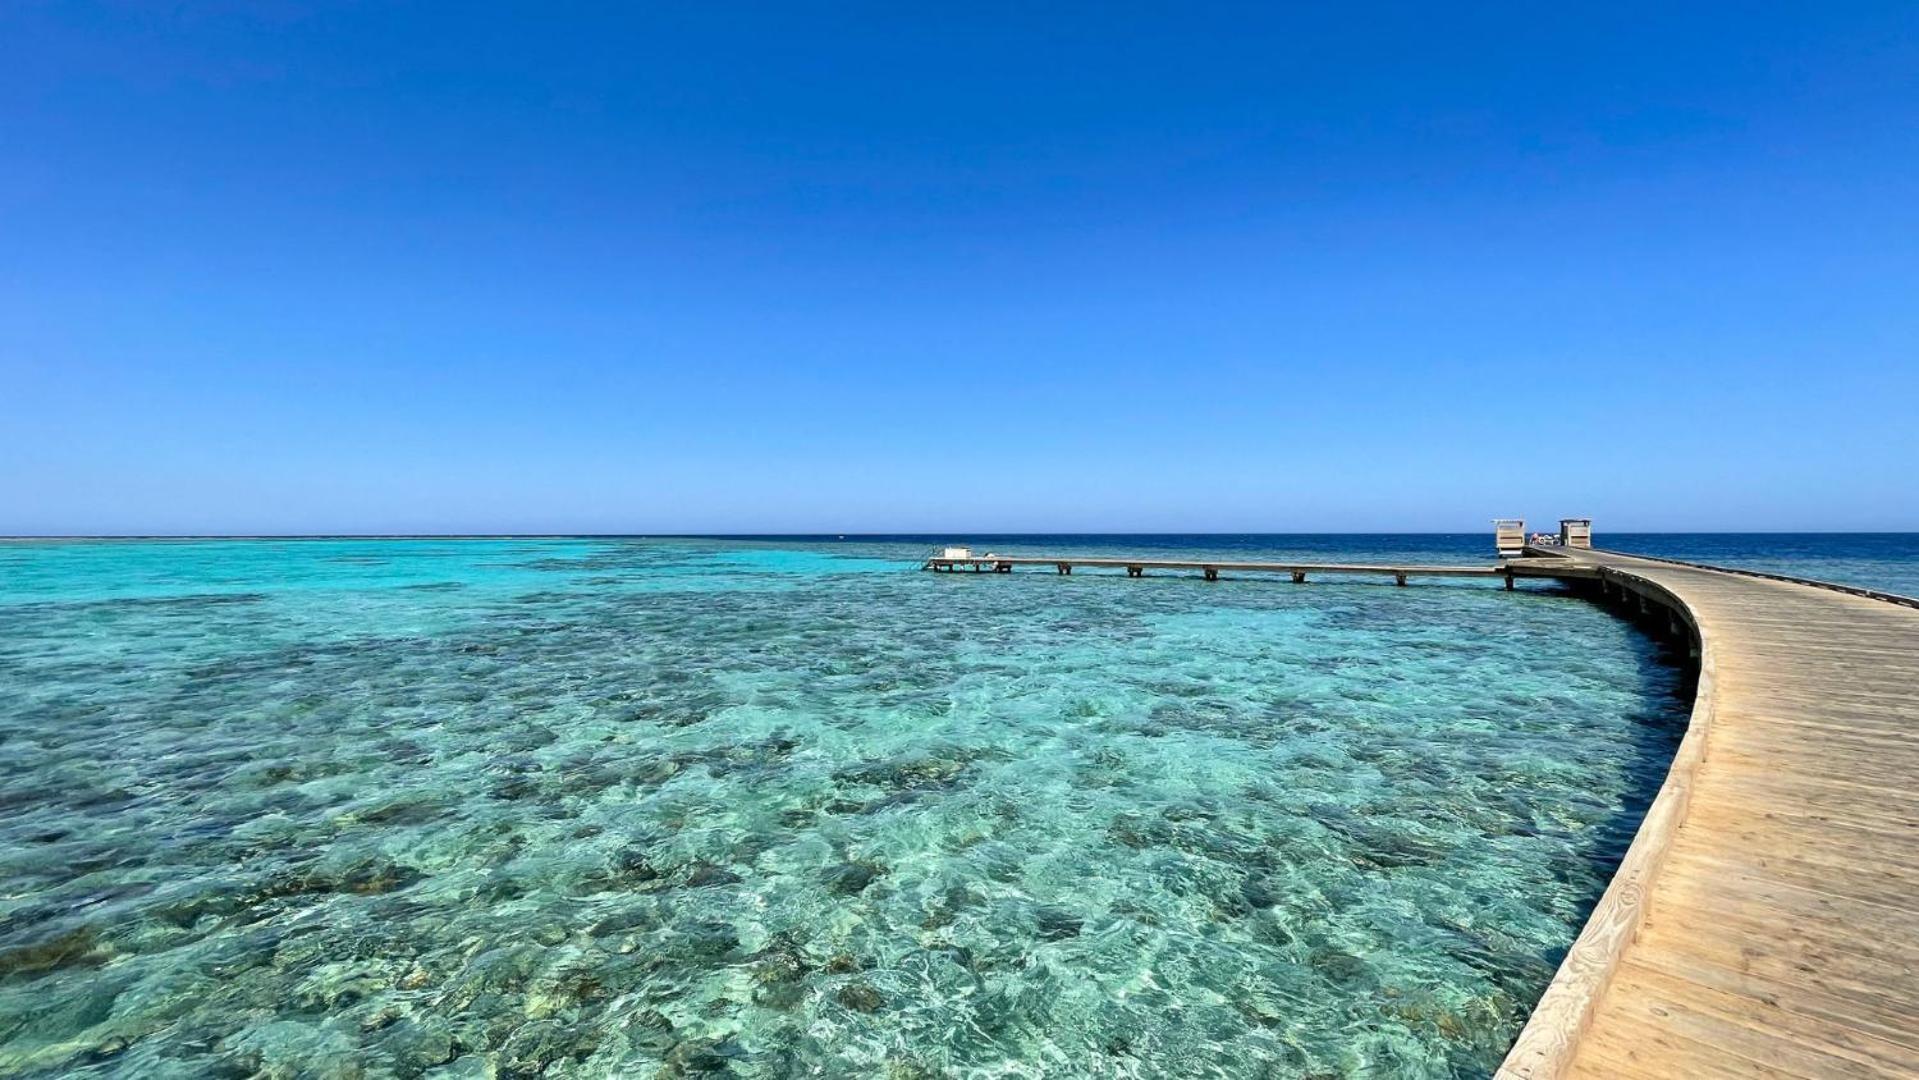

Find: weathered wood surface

[1498,547,1919,1079]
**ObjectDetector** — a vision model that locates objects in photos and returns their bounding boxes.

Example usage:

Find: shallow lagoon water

[0,538,1688,1078]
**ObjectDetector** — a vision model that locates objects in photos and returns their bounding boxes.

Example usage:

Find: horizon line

[5,529,1917,542]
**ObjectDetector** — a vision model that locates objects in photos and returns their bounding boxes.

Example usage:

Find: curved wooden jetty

[1499,545,1919,1079]
[928,539,1919,1077]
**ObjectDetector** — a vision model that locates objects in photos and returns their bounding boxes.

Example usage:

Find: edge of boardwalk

[1498,548,1919,1078]
[1496,557,1718,1078]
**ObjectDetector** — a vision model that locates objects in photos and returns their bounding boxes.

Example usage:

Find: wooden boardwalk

[1500,546,1919,1079]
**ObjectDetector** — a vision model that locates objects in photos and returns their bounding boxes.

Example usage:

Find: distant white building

[1493,519,1526,556]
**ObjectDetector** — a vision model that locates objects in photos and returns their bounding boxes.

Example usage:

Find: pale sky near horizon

[3,4,1916,535]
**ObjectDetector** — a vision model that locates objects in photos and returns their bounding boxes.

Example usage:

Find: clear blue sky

[3,3,1916,534]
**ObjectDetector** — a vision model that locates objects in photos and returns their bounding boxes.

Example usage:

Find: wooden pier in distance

[923,553,1514,587]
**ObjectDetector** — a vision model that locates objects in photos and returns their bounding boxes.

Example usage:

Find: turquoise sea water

[0,538,1691,1078]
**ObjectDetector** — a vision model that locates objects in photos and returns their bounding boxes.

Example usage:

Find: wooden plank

[1571,1005,1811,1079]
[1660,838,1919,910]
[1629,916,1919,1053]
[1599,962,1913,1077]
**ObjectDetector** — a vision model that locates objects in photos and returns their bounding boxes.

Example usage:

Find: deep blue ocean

[0,532,1905,1076]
